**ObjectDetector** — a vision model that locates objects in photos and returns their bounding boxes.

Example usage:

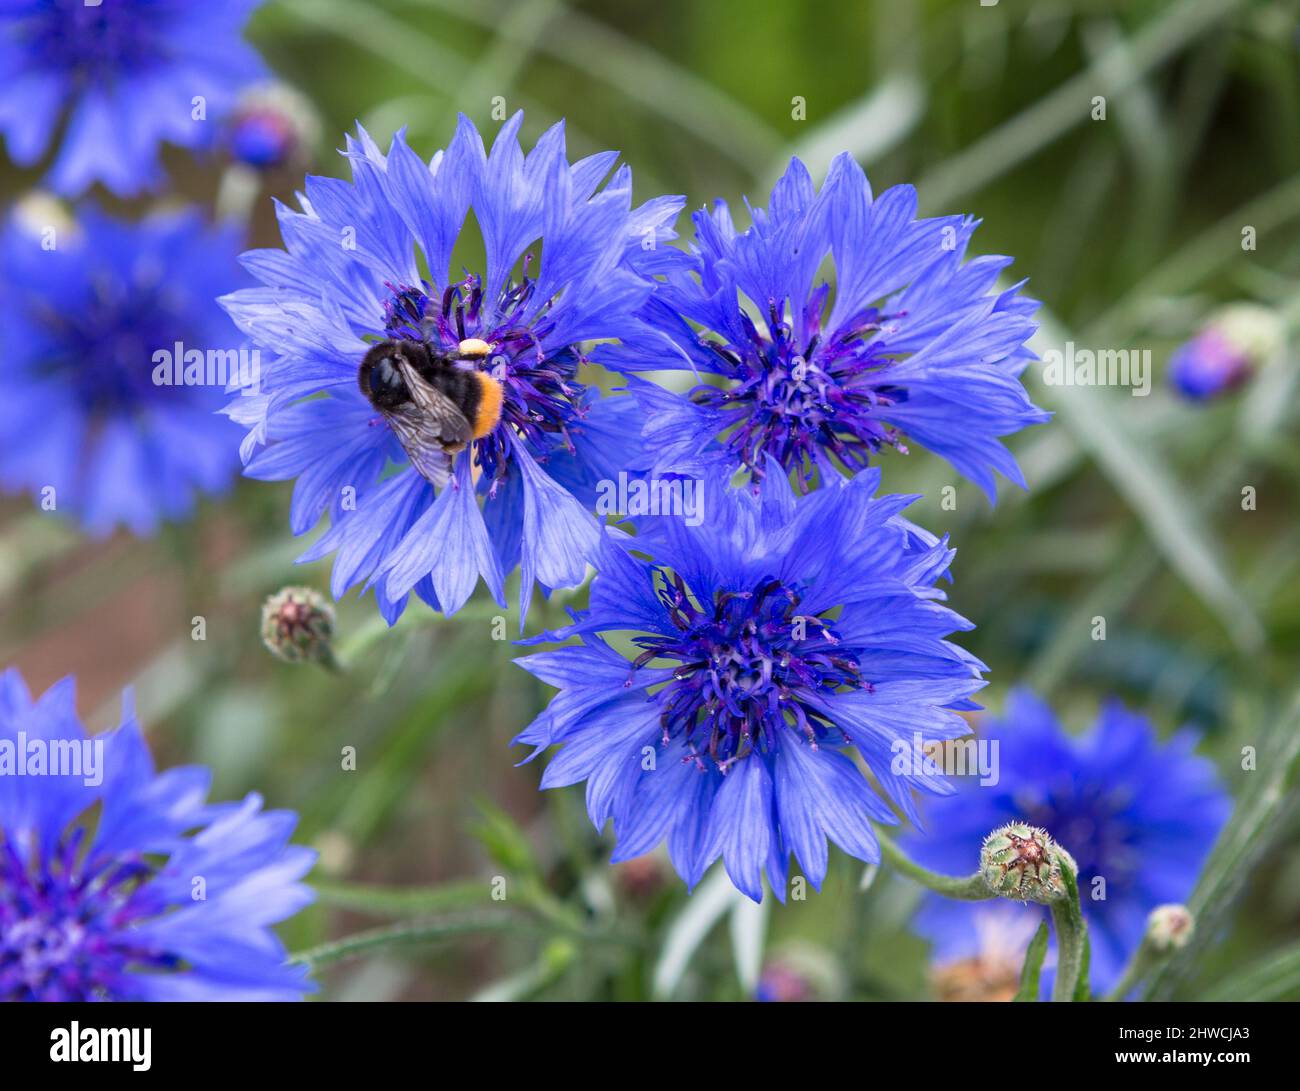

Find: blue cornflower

[0,668,316,1001]
[905,690,1230,996]
[513,468,986,902]
[219,115,683,624]
[600,156,1049,501]
[0,204,246,535]
[1167,304,1279,402]
[0,0,266,196]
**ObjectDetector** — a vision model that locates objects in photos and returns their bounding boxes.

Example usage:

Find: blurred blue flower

[905,690,1230,996]
[1168,328,1251,401]
[0,204,246,535]
[0,0,266,196]
[225,82,319,172]
[0,668,316,1001]
[220,115,683,624]
[755,962,812,1002]
[600,155,1049,501]
[1167,303,1282,401]
[229,109,300,171]
[513,468,986,902]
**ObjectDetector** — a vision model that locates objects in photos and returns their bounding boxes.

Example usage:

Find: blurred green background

[2,0,1299,999]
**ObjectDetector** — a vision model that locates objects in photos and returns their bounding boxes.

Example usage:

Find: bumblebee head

[360,339,425,409]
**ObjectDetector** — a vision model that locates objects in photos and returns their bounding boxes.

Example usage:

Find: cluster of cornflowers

[211,108,1069,943]
[0,2,1230,1005]
[0,0,323,1004]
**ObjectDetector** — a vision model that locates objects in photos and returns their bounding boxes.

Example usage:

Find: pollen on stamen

[633,571,866,773]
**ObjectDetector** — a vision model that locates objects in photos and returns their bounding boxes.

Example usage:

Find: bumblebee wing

[377,359,474,489]
[382,403,454,488]
[400,363,474,451]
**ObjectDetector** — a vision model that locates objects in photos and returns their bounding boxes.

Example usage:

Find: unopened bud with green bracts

[979,821,1076,904]
[1146,904,1194,952]
[261,586,338,670]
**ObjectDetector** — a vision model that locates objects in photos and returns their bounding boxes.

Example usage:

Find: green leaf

[273,0,610,173]
[469,798,539,878]
[764,72,924,188]
[417,0,783,175]
[1205,940,1300,1001]
[1146,689,1300,998]
[1032,312,1264,655]
[653,867,741,1000]
[1014,921,1050,1002]
[471,939,579,1002]
[729,890,770,995]
[918,0,1247,208]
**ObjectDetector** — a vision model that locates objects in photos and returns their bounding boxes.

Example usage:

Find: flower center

[382,272,585,490]
[0,829,170,1001]
[631,572,866,773]
[691,291,909,488]
[37,275,196,414]
[15,0,166,83]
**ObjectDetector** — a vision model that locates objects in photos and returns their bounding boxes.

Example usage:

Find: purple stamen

[630,571,866,771]
[692,290,910,489]
[1,824,171,1001]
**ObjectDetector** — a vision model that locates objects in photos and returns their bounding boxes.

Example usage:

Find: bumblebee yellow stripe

[471,372,503,438]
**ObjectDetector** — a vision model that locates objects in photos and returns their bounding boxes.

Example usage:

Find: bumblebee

[358,337,503,487]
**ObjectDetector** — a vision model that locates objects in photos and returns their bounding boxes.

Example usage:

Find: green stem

[1050,864,1088,1002]
[1144,689,1300,999]
[1050,903,1087,1001]
[311,871,589,932]
[288,911,537,969]
[290,905,639,970]
[876,831,995,901]
[311,877,492,917]
[1105,938,1159,1003]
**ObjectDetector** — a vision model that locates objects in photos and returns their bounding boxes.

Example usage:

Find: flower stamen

[631,570,865,772]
